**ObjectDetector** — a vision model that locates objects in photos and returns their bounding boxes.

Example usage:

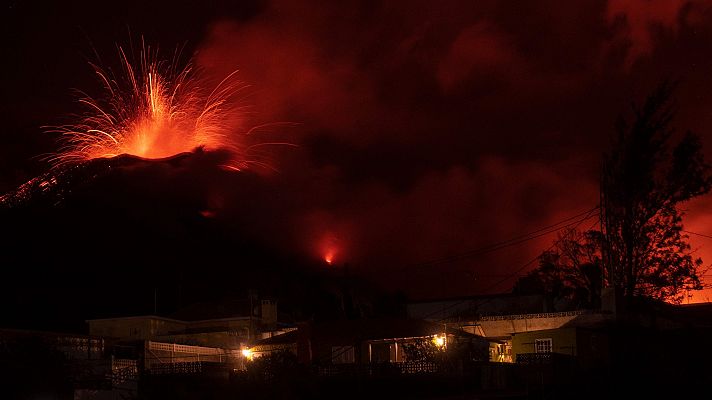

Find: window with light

[535,338,553,353]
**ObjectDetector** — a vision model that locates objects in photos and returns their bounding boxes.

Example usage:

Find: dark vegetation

[515,83,712,305]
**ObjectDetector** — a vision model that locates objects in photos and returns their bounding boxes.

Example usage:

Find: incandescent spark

[47,44,257,169]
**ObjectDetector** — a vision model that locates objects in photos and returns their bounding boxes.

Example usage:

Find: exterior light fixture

[242,348,254,360]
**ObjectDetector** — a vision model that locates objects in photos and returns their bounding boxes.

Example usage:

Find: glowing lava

[324,251,335,265]
[319,234,340,265]
[319,233,340,266]
[48,44,248,168]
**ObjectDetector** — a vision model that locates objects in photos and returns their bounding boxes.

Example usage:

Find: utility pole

[599,162,607,292]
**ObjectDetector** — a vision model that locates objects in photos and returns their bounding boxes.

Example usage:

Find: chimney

[260,299,278,326]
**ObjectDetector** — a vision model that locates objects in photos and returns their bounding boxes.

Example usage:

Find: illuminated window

[535,338,552,353]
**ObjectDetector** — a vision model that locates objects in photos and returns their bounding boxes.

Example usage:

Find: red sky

[4,0,712,301]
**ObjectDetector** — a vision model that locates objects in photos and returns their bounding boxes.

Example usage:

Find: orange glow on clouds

[681,198,712,304]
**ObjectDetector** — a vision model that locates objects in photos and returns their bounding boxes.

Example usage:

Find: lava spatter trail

[46,43,251,170]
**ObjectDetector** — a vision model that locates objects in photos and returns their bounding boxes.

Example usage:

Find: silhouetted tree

[601,82,712,302]
[513,228,602,309]
[246,349,301,382]
[401,339,442,363]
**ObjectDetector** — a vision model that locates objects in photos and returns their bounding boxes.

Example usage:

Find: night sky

[4,0,712,329]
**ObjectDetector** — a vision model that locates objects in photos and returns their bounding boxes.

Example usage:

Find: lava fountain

[47,44,250,168]
[1,41,293,207]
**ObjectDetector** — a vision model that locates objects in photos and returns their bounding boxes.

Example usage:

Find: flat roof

[86,314,251,324]
[86,315,186,324]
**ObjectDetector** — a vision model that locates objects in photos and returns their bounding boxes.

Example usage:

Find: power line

[476,218,599,296]
[423,214,601,322]
[413,209,600,322]
[683,230,712,240]
[482,216,603,293]
[406,206,600,270]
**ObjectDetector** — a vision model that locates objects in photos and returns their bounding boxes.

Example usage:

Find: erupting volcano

[0,41,292,208]
[47,44,247,169]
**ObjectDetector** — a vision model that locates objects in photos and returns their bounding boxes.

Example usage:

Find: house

[500,292,712,371]
[511,325,610,369]
[245,318,492,372]
[407,293,600,364]
[86,296,293,373]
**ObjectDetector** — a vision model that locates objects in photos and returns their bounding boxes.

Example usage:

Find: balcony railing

[479,310,590,321]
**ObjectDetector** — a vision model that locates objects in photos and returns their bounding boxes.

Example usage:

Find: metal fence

[146,361,206,375]
[397,361,438,374]
[515,352,577,366]
[316,361,438,377]
[111,358,138,384]
[516,353,553,364]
